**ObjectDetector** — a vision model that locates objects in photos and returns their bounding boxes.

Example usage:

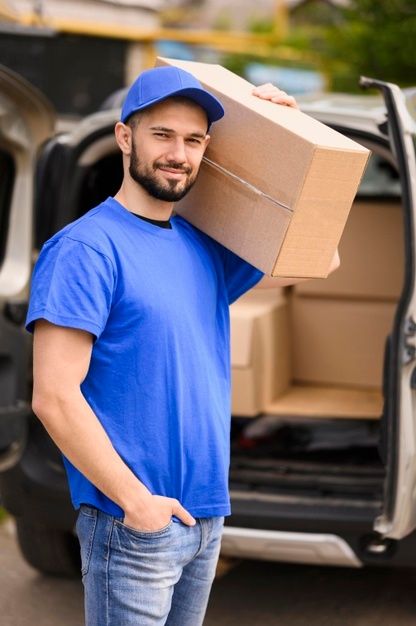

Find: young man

[26,66,339,625]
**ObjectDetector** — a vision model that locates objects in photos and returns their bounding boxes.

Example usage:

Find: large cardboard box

[156,57,370,278]
[291,296,397,388]
[296,200,404,300]
[230,290,290,416]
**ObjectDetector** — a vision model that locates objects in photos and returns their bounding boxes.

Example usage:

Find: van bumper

[221,526,363,567]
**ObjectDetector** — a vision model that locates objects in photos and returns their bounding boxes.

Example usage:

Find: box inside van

[227,189,403,508]
[231,198,403,417]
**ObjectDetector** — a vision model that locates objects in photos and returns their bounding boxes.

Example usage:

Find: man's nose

[166,138,187,163]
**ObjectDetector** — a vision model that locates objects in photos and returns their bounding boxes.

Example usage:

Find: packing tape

[202,156,293,214]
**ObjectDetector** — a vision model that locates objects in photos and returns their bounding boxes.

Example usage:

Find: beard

[129,138,198,202]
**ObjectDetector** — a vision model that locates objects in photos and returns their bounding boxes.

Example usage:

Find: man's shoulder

[45,199,118,256]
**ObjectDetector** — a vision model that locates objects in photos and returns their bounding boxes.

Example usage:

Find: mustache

[155,161,192,175]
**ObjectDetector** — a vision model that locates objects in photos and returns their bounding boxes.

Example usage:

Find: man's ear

[114,122,132,156]
[203,134,211,152]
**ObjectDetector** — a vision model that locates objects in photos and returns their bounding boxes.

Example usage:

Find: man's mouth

[159,168,186,178]
[156,164,191,179]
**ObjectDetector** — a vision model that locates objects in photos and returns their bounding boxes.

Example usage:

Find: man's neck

[114,181,173,221]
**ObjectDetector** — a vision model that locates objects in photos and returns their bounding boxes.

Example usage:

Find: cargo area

[229,196,404,508]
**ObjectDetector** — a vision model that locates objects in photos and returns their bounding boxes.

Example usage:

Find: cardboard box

[230,290,290,416]
[291,296,396,388]
[296,200,404,300]
[156,57,370,278]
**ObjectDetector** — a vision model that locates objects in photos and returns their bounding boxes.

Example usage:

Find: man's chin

[130,169,194,201]
[157,177,193,201]
[148,183,190,203]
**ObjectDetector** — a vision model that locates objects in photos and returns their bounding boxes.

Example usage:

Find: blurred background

[0,0,415,120]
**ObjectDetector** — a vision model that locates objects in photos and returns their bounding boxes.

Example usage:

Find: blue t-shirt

[26,197,263,518]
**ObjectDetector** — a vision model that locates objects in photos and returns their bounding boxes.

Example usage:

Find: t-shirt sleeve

[25,236,115,339]
[221,245,264,304]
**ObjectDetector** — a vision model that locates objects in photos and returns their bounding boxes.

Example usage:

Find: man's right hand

[123,494,196,532]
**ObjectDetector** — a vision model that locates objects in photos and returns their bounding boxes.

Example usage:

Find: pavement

[2,518,416,626]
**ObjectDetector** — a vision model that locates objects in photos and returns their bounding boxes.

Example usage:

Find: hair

[126,112,141,131]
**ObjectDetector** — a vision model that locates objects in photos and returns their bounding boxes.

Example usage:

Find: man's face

[127,98,210,202]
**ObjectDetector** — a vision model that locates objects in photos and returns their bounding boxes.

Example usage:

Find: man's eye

[154,133,169,138]
[187,138,202,145]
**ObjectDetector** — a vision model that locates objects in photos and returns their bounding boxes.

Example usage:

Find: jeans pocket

[114,518,173,539]
[76,506,98,576]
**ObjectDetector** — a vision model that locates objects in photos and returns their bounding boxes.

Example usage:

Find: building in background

[0,0,344,116]
[1,0,163,28]
[0,0,179,116]
[162,0,349,32]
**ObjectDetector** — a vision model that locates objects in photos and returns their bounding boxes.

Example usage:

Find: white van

[1,65,416,574]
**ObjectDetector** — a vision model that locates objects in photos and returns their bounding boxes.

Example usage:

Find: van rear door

[0,65,54,469]
[360,78,416,539]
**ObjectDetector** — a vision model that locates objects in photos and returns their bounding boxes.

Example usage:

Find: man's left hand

[252,83,299,109]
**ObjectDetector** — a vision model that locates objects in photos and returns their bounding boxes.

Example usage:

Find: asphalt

[2,518,416,626]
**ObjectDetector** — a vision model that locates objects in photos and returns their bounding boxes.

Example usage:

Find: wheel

[15,518,81,577]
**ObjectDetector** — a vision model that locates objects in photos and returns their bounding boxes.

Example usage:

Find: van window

[358,152,401,197]
[0,149,15,268]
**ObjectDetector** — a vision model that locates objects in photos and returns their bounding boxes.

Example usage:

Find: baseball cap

[120,66,225,126]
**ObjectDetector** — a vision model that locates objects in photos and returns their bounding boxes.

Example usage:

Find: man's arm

[32,320,195,530]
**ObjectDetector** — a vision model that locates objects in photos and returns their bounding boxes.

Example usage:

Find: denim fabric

[76,505,224,626]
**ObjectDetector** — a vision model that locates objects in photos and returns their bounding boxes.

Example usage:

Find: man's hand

[252,83,299,109]
[328,248,341,274]
[123,495,196,532]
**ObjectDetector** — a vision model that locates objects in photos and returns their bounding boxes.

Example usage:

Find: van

[1,65,416,574]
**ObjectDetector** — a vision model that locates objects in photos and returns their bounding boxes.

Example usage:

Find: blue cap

[120,65,224,126]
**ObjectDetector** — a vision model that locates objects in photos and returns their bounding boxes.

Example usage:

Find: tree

[325,0,416,91]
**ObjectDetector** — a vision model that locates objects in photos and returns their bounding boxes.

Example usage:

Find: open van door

[0,65,54,469]
[360,78,416,539]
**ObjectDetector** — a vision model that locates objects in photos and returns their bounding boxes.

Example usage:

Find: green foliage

[0,507,8,524]
[290,1,343,27]
[325,0,416,91]
[221,53,252,78]
[248,16,276,35]
[221,0,416,92]
[221,20,324,80]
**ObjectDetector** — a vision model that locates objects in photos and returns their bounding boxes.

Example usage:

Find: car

[1,64,416,576]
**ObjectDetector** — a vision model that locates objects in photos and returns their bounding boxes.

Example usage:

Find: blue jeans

[76,505,224,626]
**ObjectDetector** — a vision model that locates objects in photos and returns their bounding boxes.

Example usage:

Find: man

[26,65,339,625]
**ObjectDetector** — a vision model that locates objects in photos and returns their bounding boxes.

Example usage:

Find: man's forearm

[32,389,151,516]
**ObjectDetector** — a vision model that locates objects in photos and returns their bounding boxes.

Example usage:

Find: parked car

[1,64,416,575]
